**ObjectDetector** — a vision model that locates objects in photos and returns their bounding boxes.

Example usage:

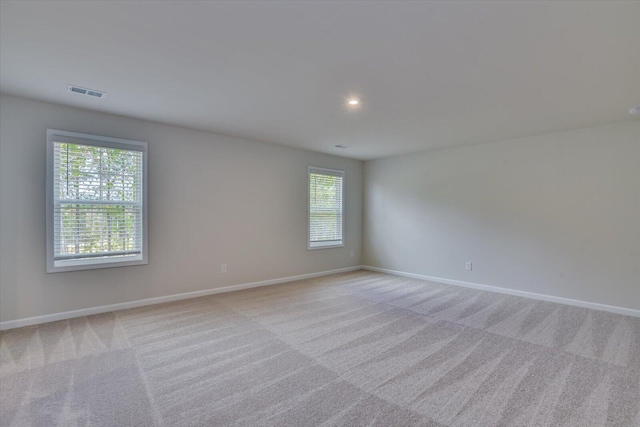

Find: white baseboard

[362,265,640,318]
[6,264,635,330]
[0,266,363,331]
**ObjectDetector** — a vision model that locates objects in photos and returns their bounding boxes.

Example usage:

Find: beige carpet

[1,270,639,426]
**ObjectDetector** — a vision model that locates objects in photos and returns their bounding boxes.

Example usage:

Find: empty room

[0,1,639,426]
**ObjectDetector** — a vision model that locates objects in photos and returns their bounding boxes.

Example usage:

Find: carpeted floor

[1,270,639,426]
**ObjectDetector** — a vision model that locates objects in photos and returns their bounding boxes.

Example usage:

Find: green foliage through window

[54,143,143,259]
[309,170,343,247]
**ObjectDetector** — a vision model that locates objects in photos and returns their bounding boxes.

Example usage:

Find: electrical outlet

[465,262,472,271]
[350,251,354,258]
[221,264,227,274]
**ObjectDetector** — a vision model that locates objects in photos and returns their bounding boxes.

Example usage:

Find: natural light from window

[308,167,344,249]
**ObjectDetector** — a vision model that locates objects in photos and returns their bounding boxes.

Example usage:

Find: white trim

[0,266,362,331]
[46,129,149,273]
[308,166,345,251]
[6,264,636,330]
[362,266,640,318]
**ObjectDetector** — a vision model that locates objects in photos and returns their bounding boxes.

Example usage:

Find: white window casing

[308,166,344,250]
[46,129,148,272]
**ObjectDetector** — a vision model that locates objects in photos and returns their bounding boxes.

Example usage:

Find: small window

[46,129,148,272]
[308,166,344,249]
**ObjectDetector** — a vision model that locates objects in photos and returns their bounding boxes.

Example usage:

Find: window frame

[307,166,345,250]
[46,129,148,273]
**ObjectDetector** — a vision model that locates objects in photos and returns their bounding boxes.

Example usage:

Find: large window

[308,167,344,249]
[46,129,148,272]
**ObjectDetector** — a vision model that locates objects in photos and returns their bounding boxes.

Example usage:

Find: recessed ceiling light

[629,106,640,115]
[347,98,360,106]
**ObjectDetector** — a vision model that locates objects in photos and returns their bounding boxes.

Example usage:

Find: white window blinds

[309,167,344,249]
[47,130,148,272]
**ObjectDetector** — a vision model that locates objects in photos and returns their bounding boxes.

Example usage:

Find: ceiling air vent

[68,85,106,98]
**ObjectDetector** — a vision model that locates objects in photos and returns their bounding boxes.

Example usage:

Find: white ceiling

[1,1,638,160]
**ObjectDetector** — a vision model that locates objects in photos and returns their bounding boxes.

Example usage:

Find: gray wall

[0,95,362,322]
[364,122,640,310]
[2,93,637,323]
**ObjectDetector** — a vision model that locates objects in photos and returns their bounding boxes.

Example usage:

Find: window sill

[308,242,344,250]
[47,255,147,273]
